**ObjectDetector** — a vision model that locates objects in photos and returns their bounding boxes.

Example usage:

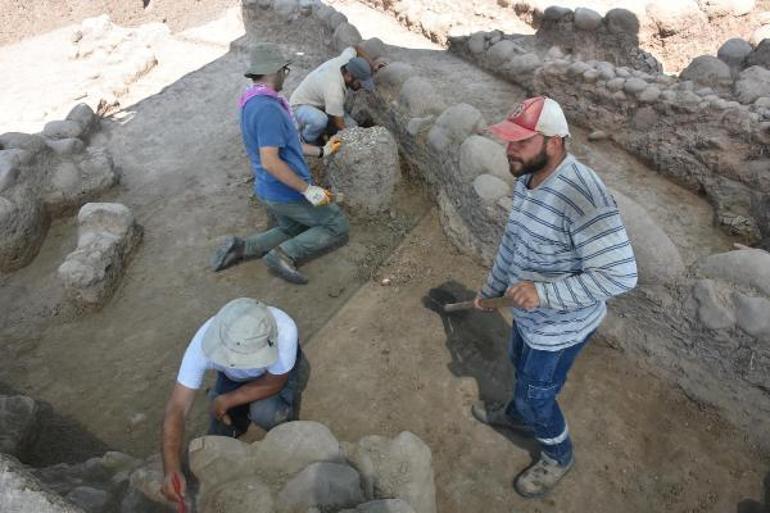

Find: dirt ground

[0,2,768,513]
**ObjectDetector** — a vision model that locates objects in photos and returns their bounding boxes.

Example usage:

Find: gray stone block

[65,487,110,513]
[733,292,770,339]
[374,62,415,96]
[623,77,648,95]
[277,462,363,513]
[0,395,39,458]
[574,7,603,31]
[250,421,343,478]
[0,132,48,153]
[746,39,770,69]
[486,40,516,66]
[66,104,97,134]
[427,104,486,154]
[0,454,86,513]
[696,249,770,296]
[361,38,385,61]
[458,135,510,185]
[0,188,46,273]
[333,23,362,52]
[398,77,445,117]
[189,436,251,490]
[204,478,273,513]
[717,38,753,69]
[473,174,509,202]
[468,32,486,54]
[605,8,640,35]
[680,55,732,88]
[46,138,85,156]
[693,279,736,330]
[43,120,85,140]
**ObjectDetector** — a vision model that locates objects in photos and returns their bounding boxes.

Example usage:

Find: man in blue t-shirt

[210,43,349,284]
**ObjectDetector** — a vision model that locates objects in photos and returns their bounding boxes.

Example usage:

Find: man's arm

[160,383,196,501]
[476,226,515,306]
[534,206,638,310]
[260,146,310,193]
[330,116,346,131]
[302,143,322,157]
[210,372,289,423]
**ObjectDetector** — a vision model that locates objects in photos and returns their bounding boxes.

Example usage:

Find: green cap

[244,43,292,76]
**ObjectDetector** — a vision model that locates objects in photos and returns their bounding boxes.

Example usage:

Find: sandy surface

[0,3,767,513]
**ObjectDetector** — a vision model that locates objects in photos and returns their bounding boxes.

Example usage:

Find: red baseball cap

[488,96,570,142]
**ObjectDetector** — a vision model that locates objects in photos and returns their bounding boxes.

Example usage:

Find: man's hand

[210,395,232,426]
[161,470,186,503]
[303,185,332,206]
[505,281,540,310]
[473,293,495,312]
[322,136,341,158]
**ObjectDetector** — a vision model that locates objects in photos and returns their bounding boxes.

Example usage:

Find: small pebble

[381,278,392,286]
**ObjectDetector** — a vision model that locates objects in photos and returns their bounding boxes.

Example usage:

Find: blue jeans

[208,349,304,437]
[504,325,591,466]
[293,104,357,143]
[243,200,349,263]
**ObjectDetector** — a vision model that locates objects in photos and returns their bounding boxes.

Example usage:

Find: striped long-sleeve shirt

[480,154,638,351]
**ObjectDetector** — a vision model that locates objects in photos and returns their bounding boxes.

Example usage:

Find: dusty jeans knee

[504,325,591,466]
[208,349,304,436]
[294,105,328,143]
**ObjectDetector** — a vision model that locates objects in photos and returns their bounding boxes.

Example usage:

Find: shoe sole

[264,255,308,285]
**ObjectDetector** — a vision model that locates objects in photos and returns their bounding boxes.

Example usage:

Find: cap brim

[360,77,375,91]
[201,318,280,370]
[487,120,538,142]
[244,58,293,77]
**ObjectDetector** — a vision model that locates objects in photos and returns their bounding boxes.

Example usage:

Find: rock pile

[70,15,164,113]
[0,103,119,273]
[325,127,400,215]
[58,203,142,310]
[188,421,435,513]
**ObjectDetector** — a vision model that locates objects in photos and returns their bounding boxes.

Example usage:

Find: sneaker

[471,401,534,435]
[263,249,308,284]
[514,453,574,498]
[210,236,244,272]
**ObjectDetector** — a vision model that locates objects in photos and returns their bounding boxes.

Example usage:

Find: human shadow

[737,470,770,513]
[422,280,538,459]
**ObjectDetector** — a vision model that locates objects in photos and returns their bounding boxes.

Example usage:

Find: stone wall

[448,8,770,248]
[0,103,119,273]
[241,0,770,449]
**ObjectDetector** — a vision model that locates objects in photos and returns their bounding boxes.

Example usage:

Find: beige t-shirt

[289,47,357,117]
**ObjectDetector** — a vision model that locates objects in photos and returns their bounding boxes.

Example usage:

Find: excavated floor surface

[0,3,767,513]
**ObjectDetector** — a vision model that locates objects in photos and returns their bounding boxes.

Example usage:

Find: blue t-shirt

[240,95,312,202]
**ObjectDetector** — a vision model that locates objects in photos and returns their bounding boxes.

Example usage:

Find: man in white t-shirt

[289,45,380,144]
[160,298,302,503]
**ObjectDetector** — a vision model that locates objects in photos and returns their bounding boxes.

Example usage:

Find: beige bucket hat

[201,298,279,369]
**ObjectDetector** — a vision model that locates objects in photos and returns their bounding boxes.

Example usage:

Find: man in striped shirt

[471,96,637,497]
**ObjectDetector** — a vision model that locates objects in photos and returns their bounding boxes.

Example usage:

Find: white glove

[303,185,331,207]
[321,137,341,158]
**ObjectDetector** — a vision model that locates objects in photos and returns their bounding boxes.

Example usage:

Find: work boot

[514,453,574,498]
[471,401,534,435]
[264,248,308,284]
[210,236,244,272]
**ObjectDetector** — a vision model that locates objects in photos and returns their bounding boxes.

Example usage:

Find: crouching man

[160,298,302,503]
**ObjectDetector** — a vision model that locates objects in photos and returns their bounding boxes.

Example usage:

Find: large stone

[605,8,640,35]
[374,62,415,97]
[574,7,603,30]
[612,189,685,285]
[340,499,417,513]
[680,55,732,88]
[398,77,445,117]
[0,150,21,192]
[361,38,385,61]
[735,66,770,104]
[486,40,516,65]
[646,0,705,36]
[59,203,142,308]
[468,32,486,54]
[473,174,509,203]
[0,454,86,513]
[693,279,735,330]
[189,436,251,490]
[326,11,348,30]
[274,0,298,18]
[698,0,756,17]
[717,38,753,69]
[204,478,273,513]
[623,77,648,95]
[507,53,540,75]
[426,104,486,154]
[276,462,363,513]
[334,23,362,53]
[66,104,97,135]
[46,138,85,156]
[32,451,140,497]
[250,421,343,478]
[43,120,85,140]
[749,24,770,46]
[0,188,47,272]
[0,395,39,458]
[458,135,511,185]
[64,486,110,513]
[696,249,770,296]
[346,432,436,513]
[326,127,399,214]
[733,292,770,339]
[127,454,172,508]
[746,39,770,68]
